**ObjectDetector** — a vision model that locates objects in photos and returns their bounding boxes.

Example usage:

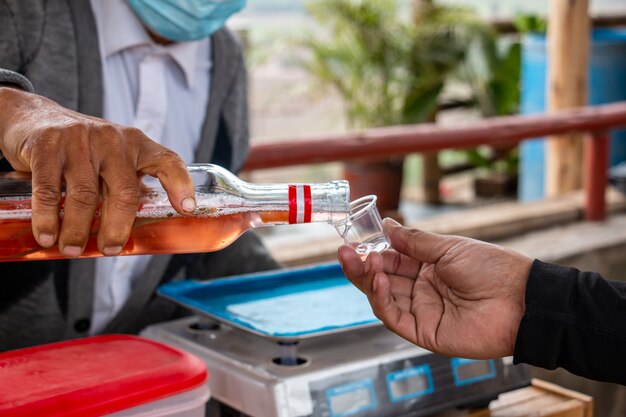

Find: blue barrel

[519,29,626,201]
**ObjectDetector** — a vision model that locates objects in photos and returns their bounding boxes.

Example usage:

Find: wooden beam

[546,0,590,197]
[243,102,626,170]
[490,13,626,34]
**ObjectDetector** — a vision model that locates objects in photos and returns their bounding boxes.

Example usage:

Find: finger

[30,151,63,248]
[338,245,366,292]
[370,271,418,343]
[412,277,446,350]
[136,136,195,215]
[58,163,100,258]
[363,251,384,294]
[97,159,141,256]
[383,218,458,264]
[386,274,417,298]
[390,294,413,312]
[381,250,422,278]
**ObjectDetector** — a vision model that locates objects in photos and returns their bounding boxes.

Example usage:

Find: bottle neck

[232,181,350,225]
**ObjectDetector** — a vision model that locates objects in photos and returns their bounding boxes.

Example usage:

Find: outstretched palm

[338,220,532,359]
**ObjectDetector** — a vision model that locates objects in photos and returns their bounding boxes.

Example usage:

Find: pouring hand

[0,87,195,257]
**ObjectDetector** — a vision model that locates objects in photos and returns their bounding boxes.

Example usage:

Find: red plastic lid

[0,335,208,417]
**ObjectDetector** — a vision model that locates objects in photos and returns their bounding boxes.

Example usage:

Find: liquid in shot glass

[334,195,390,259]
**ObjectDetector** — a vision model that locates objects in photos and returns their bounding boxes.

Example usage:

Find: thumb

[383,218,457,264]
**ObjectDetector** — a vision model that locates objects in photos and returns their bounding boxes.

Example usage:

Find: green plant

[465,146,519,177]
[462,31,521,118]
[296,0,485,129]
[456,28,522,180]
[456,12,552,182]
[514,13,548,34]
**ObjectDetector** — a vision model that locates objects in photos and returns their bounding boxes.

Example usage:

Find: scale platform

[143,263,530,417]
[157,263,380,342]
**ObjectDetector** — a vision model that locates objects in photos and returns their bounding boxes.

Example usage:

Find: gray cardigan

[0,0,279,351]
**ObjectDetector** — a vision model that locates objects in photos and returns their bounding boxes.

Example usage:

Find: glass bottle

[0,164,350,262]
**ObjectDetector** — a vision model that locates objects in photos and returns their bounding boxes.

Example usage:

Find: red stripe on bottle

[288,185,297,224]
[303,185,312,223]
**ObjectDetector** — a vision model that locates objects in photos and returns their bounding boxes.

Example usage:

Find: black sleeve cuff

[0,70,34,160]
[513,259,626,385]
[0,69,34,93]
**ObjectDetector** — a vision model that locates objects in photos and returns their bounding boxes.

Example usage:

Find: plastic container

[108,385,209,417]
[0,335,210,417]
[519,29,626,201]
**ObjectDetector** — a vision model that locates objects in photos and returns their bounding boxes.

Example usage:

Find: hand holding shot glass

[334,195,391,259]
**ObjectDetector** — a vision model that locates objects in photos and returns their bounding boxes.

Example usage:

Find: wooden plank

[490,14,626,34]
[545,0,590,196]
[534,399,585,417]
[460,379,592,417]
[531,379,593,417]
[489,392,567,416]
[265,189,626,266]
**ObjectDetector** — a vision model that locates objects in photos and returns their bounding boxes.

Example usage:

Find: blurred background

[229,0,626,271]
[235,0,626,197]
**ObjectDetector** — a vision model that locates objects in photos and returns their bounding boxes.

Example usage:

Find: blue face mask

[128,0,247,42]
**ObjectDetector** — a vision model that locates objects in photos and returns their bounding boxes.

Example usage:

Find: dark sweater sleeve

[0,69,34,162]
[514,259,626,385]
[0,69,34,92]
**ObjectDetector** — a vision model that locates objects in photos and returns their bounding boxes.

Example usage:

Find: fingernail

[364,257,371,275]
[103,246,122,256]
[372,273,379,292]
[383,218,401,227]
[62,245,82,258]
[39,233,55,247]
[182,197,196,213]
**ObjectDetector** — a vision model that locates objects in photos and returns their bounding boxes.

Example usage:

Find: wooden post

[412,0,442,205]
[422,152,442,204]
[545,0,590,197]
[584,130,609,221]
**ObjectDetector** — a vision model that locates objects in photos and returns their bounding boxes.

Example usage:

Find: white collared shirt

[89,0,212,334]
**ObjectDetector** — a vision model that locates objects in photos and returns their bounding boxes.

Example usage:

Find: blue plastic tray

[158,263,381,341]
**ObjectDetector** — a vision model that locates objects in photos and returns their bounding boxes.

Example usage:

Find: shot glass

[334,195,391,259]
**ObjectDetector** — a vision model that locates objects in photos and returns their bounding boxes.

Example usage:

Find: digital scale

[141,263,529,417]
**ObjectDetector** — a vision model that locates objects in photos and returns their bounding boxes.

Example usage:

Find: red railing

[244,102,626,221]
